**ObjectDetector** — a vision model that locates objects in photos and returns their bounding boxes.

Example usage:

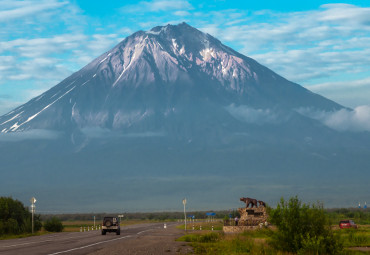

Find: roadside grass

[177,223,370,254]
[177,229,283,255]
[337,226,370,247]
[62,220,95,232]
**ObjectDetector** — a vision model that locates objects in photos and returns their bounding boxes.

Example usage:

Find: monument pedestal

[223,206,268,233]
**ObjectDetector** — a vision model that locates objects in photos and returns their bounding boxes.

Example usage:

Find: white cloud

[304,78,370,108]
[0,0,68,22]
[196,4,370,89]
[124,0,192,14]
[318,4,370,26]
[297,106,370,132]
[174,10,190,16]
[308,77,370,91]
[226,104,281,124]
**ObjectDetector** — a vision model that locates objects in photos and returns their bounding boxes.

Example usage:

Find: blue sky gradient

[0,0,369,115]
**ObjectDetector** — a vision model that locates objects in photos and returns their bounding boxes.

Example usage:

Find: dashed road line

[47,235,133,255]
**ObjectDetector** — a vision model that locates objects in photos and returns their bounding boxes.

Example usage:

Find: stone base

[238,206,268,226]
[223,226,261,233]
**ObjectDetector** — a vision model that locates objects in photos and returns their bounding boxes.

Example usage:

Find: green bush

[0,197,42,236]
[44,217,64,232]
[269,196,343,254]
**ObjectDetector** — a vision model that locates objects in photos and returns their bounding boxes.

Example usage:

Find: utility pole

[182,198,187,231]
[30,197,37,234]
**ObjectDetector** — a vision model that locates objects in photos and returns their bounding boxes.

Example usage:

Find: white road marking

[47,235,133,255]
[47,225,162,255]
[137,229,152,235]
[0,233,84,248]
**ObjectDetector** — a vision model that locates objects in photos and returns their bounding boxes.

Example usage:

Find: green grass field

[177,222,370,254]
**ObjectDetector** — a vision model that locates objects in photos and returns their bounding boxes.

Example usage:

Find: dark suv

[102,216,120,235]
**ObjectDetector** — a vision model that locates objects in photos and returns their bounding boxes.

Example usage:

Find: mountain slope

[0,23,341,135]
[1,23,369,211]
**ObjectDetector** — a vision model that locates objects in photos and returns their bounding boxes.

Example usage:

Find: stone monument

[223,197,269,233]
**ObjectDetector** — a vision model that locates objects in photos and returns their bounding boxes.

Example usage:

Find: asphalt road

[0,222,174,255]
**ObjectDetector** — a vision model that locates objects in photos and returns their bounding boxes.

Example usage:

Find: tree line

[0,197,42,236]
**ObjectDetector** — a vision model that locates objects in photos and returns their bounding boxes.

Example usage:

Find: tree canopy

[0,197,42,235]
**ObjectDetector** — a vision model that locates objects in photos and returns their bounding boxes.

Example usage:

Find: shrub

[44,217,64,232]
[0,197,42,235]
[269,196,343,254]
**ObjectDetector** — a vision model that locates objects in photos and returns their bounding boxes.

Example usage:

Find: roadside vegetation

[43,217,64,232]
[2,194,370,254]
[0,197,42,239]
[269,196,342,254]
[178,196,370,254]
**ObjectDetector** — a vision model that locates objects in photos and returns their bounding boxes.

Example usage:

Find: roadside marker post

[182,198,187,232]
[118,214,124,226]
[30,197,36,234]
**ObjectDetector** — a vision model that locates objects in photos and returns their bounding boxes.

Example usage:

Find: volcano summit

[0,23,369,211]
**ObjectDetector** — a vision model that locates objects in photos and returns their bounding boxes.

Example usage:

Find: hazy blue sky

[0,0,369,115]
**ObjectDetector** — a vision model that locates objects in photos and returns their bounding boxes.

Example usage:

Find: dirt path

[347,247,370,252]
[88,223,193,255]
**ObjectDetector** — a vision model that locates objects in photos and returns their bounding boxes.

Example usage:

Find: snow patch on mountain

[1,111,23,125]
[113,52,136,87]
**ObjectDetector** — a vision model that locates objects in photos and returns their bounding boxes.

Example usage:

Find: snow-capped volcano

[1,23,370,211]
[0,22,341,134]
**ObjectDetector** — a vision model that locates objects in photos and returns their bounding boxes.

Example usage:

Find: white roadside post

[118,214,124,227]
[182,198,187,232]
[30,197,37,234]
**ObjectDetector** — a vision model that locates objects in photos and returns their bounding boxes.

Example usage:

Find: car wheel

[116,229,120,235]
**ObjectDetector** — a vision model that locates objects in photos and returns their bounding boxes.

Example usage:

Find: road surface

[0,222,187,255]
